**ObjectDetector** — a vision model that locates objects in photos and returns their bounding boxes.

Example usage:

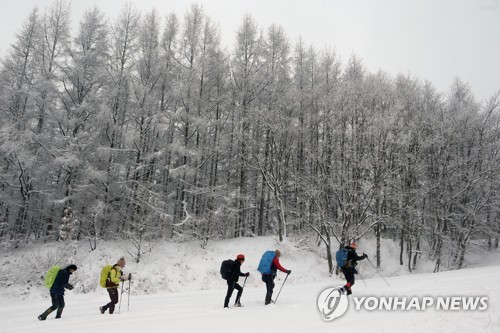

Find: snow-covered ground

[1,236,499,332]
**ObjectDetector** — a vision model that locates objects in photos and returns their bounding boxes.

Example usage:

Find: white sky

[1,0,499,102]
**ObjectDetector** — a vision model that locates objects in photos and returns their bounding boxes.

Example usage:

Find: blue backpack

[257,250,276,274]
[336,248,349,268]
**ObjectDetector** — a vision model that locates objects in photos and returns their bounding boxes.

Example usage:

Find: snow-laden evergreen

[0,2,499,274]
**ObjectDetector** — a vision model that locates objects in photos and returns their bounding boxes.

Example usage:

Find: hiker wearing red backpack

[339,243,367,295]
[38,264,77,320]
[99,257,131,314]
[223,254,250,308]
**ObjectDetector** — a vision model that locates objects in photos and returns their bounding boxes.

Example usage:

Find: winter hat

[236,254,245,261]
[275,249,281,258]
[349,243,358,249]
[67,264,77,271]
[116,257,126,268]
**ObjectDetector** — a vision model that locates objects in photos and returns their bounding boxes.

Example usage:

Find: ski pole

[118,280,124,313]
[273,272,289,304]
[366,257,391,287]
[127,274,131,311]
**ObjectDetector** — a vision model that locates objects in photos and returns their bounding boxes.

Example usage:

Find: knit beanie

[116,257,126,268]
[67,264,77,271]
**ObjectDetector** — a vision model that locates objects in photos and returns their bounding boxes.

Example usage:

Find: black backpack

[220,259,234,280]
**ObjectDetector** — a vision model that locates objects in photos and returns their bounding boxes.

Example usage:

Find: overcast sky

[0,0,499,102]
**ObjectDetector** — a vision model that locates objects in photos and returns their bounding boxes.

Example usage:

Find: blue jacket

[50,266,73,296]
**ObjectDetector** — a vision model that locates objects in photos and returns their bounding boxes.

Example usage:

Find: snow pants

[224,280,243,307]
[341,267,356,294]
[39,293,65,319]
[103,288,119,314]
[262,274,275,304]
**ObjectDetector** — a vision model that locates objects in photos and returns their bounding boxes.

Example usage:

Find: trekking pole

[242,276,248,289]
[127,275,131,311]
[235,276,248,306]
[273,273,289,304]
[366,257,391,287]
[118,280,124,313]
[357,268,368,287]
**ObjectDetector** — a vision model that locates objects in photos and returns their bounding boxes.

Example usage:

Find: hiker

[100,257,131,314]
[223,254,250,308]
[38,264,77,320]
[339,243,367,295]
[258,249,291,305]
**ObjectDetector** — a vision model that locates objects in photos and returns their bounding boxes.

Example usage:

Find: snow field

[1,236,499,332]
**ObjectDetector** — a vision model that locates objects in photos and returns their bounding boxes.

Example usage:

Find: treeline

[0,1,499,272]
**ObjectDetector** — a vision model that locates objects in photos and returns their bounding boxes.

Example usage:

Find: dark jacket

[343,246,366,272]
[50,266,73,296]
[228,260,246,282]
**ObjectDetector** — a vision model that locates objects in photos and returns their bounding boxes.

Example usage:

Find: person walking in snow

[100,257,131,314]
[38,264,77,320]
[340,243,367,295]
[258,249,291,305]
[224,254,250,308]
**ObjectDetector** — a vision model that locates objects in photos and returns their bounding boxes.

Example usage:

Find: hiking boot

[38,308,53,321]
[99,306,106,314]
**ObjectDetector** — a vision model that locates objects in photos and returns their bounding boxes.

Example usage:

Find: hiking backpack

[44,265,61,289]
[336,248,349,268]
[220,259,234,280]
[100,265,114,288]
[257,250,275,275]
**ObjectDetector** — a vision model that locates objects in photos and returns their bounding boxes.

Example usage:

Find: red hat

[236,254,245,261]
[349,243,358,249]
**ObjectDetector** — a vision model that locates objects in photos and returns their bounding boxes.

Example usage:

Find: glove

[128,273,132,280]
[245,272,250,277]
[286,270,291,275]
[363,253,369,259]
[66,284,74,290]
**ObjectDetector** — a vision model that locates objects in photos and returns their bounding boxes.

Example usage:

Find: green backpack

[100,265,114,288]
[44,265,61,289]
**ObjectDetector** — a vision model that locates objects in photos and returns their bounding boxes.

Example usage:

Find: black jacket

[342,246,366,272]
[228,260,246,282]
[50,266,73,296]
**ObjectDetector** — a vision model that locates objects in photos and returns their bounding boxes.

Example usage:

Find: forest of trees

[1,2,499,273]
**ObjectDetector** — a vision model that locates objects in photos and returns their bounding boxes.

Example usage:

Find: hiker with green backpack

[99,257,131,314]
[38,264,77,321]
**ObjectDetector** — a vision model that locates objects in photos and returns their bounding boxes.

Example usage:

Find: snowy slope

[0,264,499,333]
[0,236,499,333]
